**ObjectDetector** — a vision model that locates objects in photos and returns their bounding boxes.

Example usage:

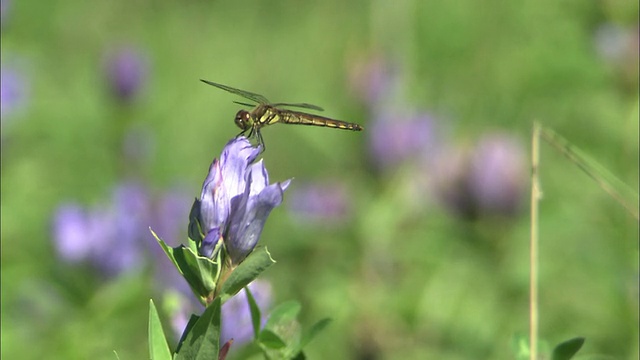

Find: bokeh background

[1,0,638,359]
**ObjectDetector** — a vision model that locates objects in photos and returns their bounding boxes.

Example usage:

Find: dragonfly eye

[234,110,251,130]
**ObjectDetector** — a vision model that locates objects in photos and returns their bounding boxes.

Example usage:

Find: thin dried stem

[530,122,542,360]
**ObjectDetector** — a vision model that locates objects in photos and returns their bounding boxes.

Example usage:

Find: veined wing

[233,101,257,108]
[201,80,325,111]
[271,102,324,112]
[277,109,363,131]
[200,79,270,104]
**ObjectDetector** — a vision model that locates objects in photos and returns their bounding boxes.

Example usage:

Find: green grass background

[1,0,638,359]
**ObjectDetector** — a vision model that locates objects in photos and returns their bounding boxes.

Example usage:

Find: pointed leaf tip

[148,299,172,360]
[552,337,585,360]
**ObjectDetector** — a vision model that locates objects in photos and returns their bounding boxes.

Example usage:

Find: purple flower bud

[198,137,290,264]
[104,46,147,103]
[221,280,272,347]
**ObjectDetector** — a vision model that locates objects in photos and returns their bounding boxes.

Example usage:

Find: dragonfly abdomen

[281,111,363,131]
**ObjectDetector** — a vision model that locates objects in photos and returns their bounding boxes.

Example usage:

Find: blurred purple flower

[171,296,193,340]
[594,23,639,88]
[221,280,272,346]
[347,54,396,106]
[1,0,9,26]
[369,111,441,170]
[52,181,200,291]
[430,132,526,218]
[197,137,291,264]
[100,182,151,274]
[429,144,475,217]
[104,46,148,103]
[594,23,639,65]
[468,133,527,215]
[164,289,205,341]
[152,187,192,248]
[52,181,153,276]
[1,65,28,125]
[151,187,194,296]
[166,280,272,347]
[287,181,351,224]
[53,204,94,262]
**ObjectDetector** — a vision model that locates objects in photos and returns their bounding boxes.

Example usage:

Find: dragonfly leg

[236,129,250,142]
[256,129,265,153]
[238,127,265,153]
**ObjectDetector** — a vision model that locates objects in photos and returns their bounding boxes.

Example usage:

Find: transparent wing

[233,101,256,108]
[271,102,324,112]
[200,79,270,104]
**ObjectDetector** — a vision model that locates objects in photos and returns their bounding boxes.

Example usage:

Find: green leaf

[297,318,331,351]
[148,300,172,360]
[258,329,287,349]
[219,247,276,302]
[292,351,306,360]
[263,301,302,356]
[289,318,331,358]
[511,332,530,360]
[175,297,222,360]
[539,125,639,219]
[264,301,301,330]
[510,332,554,360]
[188,198,204,252]
[175,314,200,354]
[245,286,261,339]
[551,337,585,360]
[151,228,221,303]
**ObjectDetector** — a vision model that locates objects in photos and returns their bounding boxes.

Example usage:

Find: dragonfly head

[234,110,252,131]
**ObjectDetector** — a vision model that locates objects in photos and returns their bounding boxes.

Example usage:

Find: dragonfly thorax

[234,110,253,131]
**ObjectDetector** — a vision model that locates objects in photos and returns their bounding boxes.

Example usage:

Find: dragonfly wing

[271,102,324,112]
[233,101,256,108]
[200,79,270,104]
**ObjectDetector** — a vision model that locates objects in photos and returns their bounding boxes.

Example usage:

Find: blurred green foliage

[1,0,638,359]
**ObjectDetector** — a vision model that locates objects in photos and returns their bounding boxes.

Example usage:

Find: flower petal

[248,160,269,196]
[226,178,289,264]
[200,227,223,258]
[200,138,261,234]
[219,137,260,199]
[199,159,223,232]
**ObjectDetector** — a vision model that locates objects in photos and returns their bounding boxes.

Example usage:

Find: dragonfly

[200,79,363,151]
